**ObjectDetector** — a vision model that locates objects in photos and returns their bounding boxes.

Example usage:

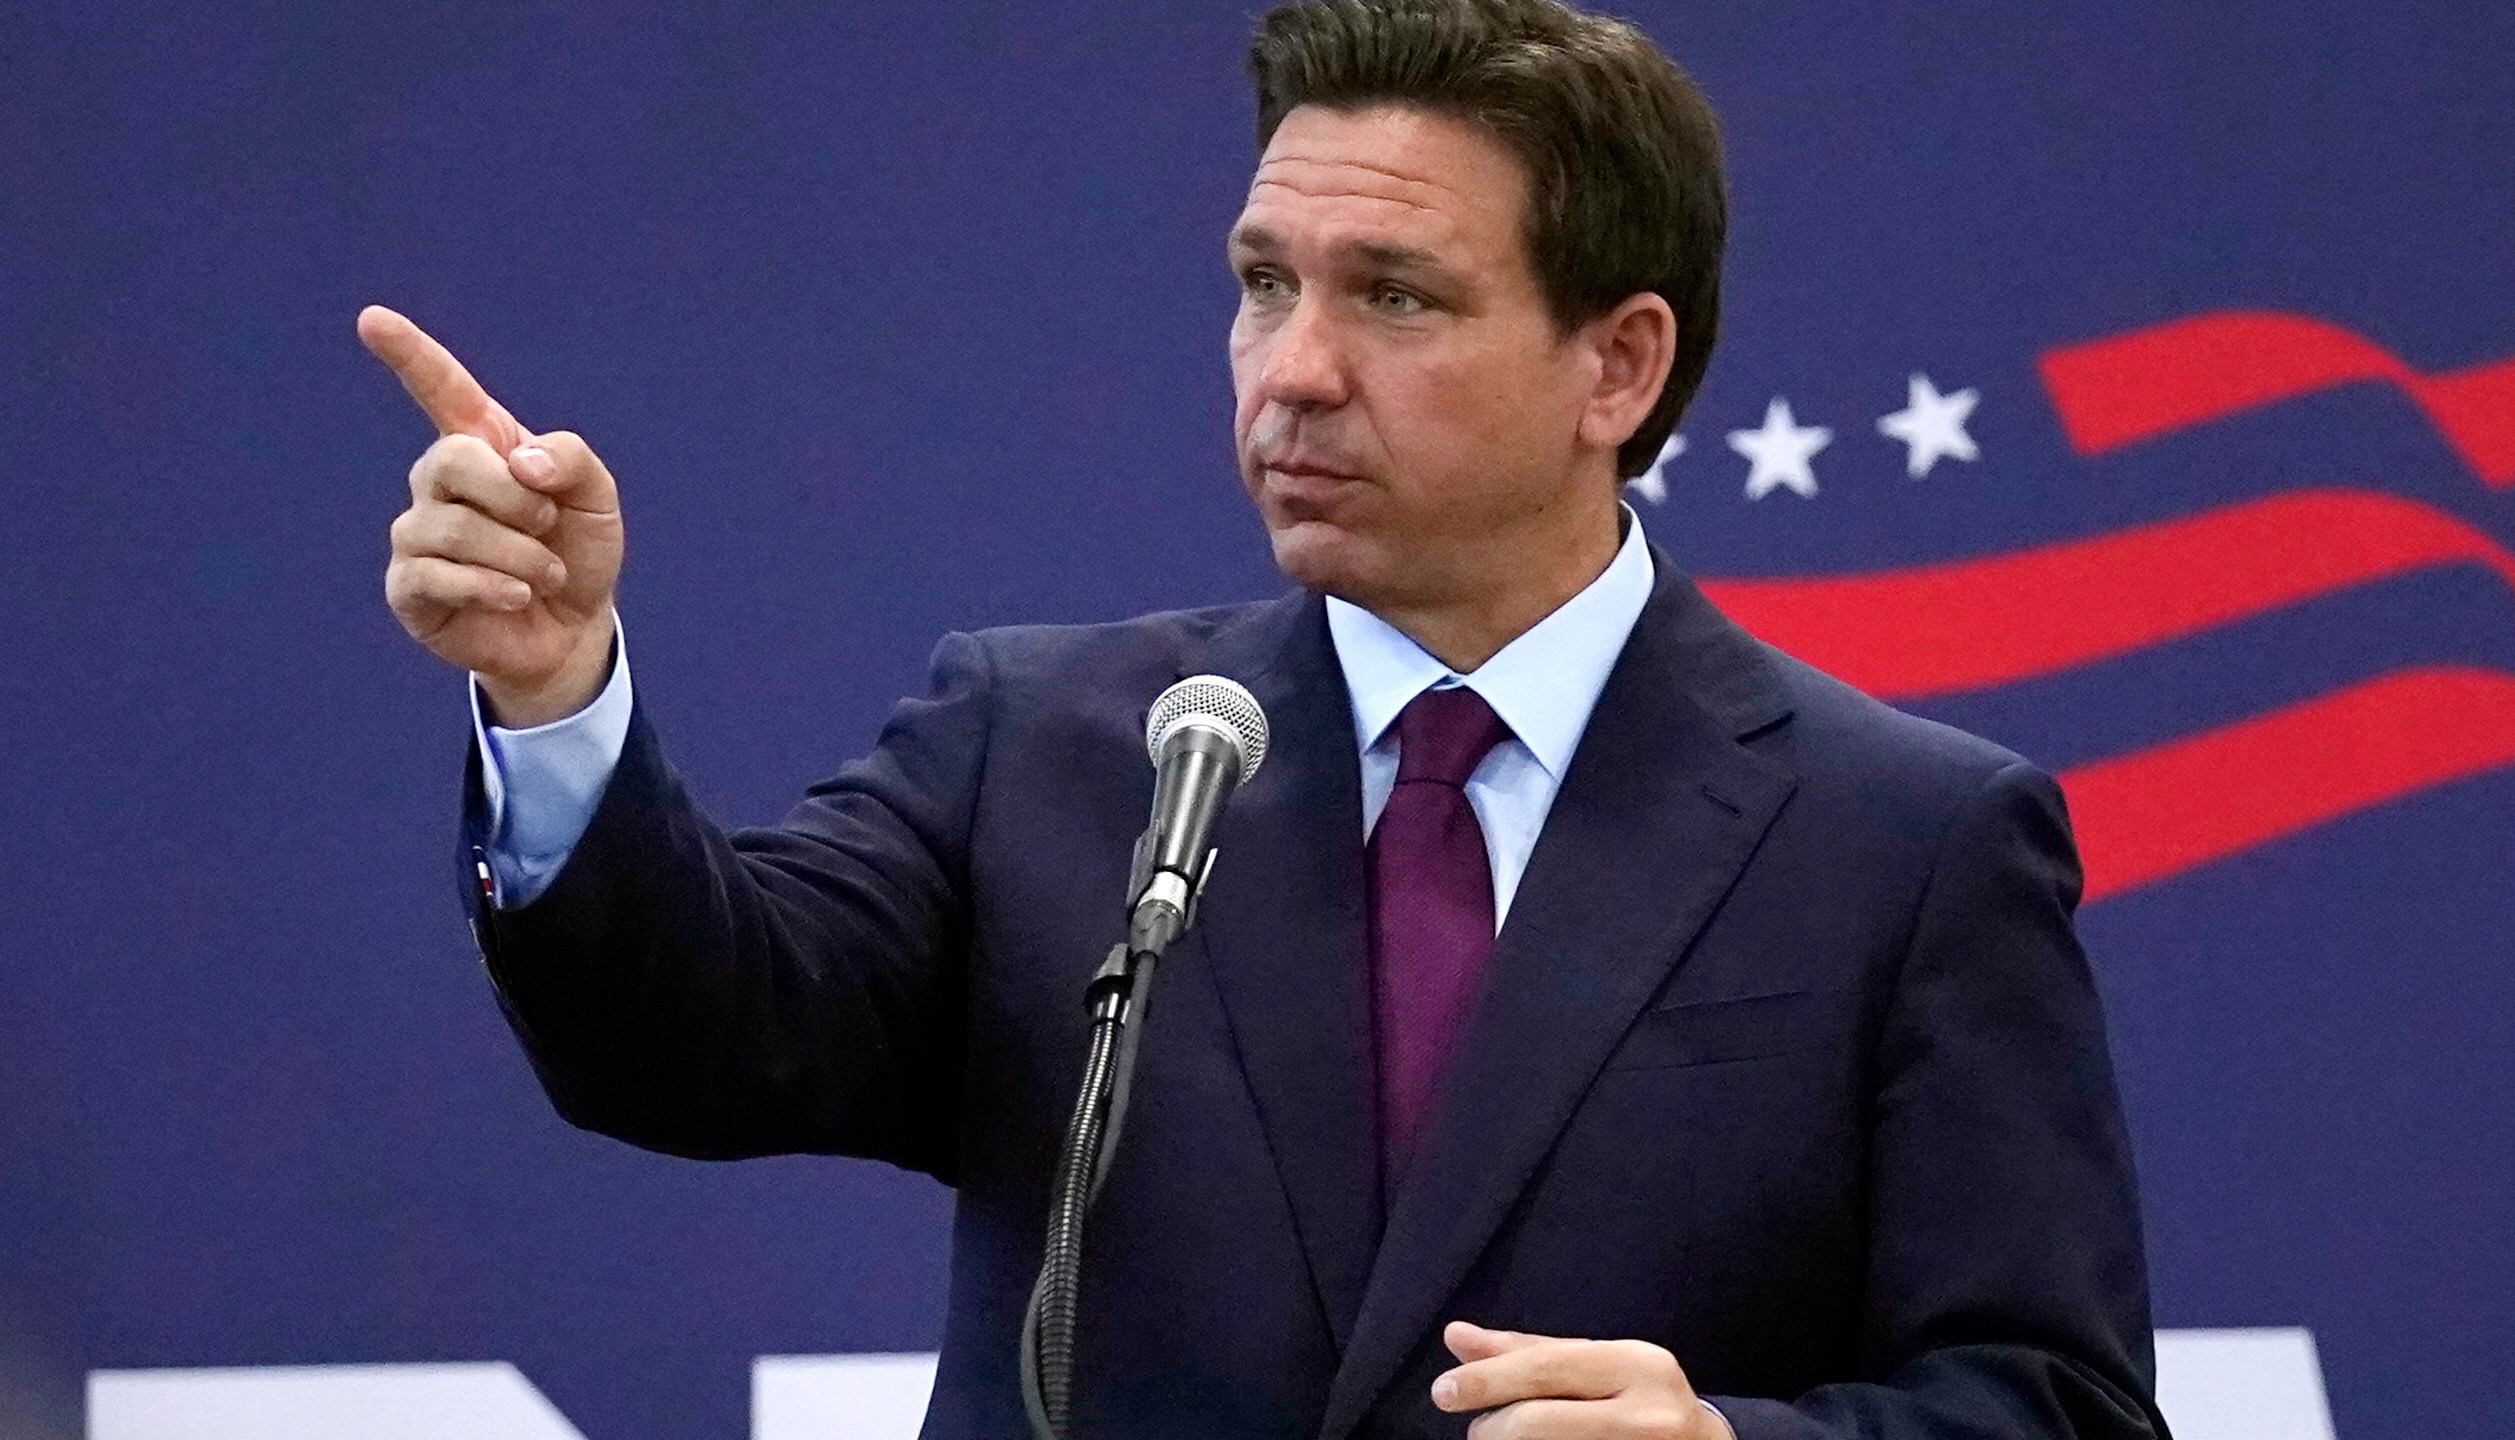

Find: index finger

[1434,1337,1624,1411]
[357,305,526,452]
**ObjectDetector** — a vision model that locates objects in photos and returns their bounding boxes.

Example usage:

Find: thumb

[1444,1321,1553,1362]
[507,430,620,515]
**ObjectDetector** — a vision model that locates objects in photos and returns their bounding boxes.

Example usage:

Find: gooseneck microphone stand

[1017,677,1265,1440]
[1018,834,1202,1440]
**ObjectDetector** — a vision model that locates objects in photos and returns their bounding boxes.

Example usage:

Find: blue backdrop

[5,2,2511,1436]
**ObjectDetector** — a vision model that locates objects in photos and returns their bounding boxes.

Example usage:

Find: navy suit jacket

[462,551,2168,1439]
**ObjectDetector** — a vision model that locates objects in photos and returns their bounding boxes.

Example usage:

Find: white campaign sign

[751,1354,940,1439]
[88,1329,2334,1439]
[87,1363,590,1440]
[2153,1329,2337,1440]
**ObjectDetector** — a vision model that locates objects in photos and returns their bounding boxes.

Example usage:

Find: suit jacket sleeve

[1709,761,2170,1440]
[459,631,993,1179]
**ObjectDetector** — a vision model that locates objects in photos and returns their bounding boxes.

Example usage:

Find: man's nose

[1257,294,1350,410]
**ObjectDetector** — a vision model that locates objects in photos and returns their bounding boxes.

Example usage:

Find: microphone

[1126,675,1270,957]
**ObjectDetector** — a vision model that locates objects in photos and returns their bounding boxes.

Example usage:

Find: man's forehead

[1230,184,1456,258]
[1245,151,1458,214]
[1232,105,1525,253]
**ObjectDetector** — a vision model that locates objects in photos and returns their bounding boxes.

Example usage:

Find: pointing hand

[361,306,624,726]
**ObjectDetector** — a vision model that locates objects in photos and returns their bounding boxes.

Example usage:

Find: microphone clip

[1123,828,1218,959]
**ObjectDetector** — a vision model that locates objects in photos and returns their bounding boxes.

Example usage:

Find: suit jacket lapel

[1189,591,1386,1355]
[1320,559,1800,1438]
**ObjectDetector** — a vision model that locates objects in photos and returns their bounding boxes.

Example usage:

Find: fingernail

[511,445,556,482]
[1431,1374,1458,1409]
[544,560,568,588]
[500,580,532,609]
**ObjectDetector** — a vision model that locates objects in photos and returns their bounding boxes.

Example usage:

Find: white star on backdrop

[1628,432,1684,504]
[1727,398,1830,499]
[1876,373,1980,478]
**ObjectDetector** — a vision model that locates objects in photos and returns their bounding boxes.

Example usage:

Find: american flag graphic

[1678,310,2515,902]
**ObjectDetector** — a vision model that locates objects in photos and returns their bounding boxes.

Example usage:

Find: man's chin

[1265,521,1393,605]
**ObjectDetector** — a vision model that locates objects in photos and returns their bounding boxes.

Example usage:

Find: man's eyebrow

[1224,226,1457,278]
[1226,223,1281,259]
[1347,239,1449,274]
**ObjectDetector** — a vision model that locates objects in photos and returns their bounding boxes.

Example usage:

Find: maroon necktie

[1368,685,1514,1189]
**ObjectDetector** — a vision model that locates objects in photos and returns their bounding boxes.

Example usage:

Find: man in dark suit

[361,2,2168,1436]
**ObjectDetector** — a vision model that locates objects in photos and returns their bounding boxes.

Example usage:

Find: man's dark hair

[1249,0,1725,479]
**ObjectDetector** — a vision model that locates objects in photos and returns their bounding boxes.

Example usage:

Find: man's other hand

[1432,1321,1732,1439]
[360,306,624,727]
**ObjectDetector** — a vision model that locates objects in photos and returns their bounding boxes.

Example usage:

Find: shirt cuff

[469,612,632,908]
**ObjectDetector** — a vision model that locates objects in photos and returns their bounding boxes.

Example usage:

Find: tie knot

[1393,685,1512,789]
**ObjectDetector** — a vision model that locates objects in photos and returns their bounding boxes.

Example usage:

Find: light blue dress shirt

[470,614,636,907]
[1329,508,1654,927]
[474,510,1656,917]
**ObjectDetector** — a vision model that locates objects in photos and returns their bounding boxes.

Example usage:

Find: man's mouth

[1257,457,1363,482]
[1256,462,1368,522]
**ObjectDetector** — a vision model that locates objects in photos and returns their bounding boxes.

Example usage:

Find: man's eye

[1242,268,1289,298]
[1372,285,1427,315]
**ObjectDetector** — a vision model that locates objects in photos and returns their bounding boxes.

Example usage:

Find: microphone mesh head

[1145,675,1270,780]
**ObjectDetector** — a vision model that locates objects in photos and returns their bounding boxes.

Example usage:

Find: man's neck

[1369,501,1626,673]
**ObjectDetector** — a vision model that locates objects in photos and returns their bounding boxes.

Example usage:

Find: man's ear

[1575,292,1677,456]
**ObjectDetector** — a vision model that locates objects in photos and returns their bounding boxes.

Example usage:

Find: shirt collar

[1324,504,1657,781]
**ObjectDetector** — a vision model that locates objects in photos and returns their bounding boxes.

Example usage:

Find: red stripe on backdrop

[1696,489,2515,700]
[2060,666,2515,902]
[2037,310,2515,486]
